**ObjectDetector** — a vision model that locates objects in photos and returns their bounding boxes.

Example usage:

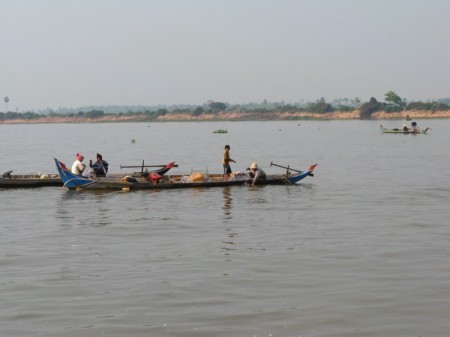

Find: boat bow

[286,163,318,184]
[54,158,97,189]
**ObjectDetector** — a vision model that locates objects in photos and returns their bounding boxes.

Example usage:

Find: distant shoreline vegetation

[1,92,450,122]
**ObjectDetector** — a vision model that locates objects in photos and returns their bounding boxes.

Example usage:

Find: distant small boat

[213,129,228,134]
[380,125,429,134]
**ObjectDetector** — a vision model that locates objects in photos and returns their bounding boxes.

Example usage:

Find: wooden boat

[0,161,177,189]
[0,171,62,188]
[54,158,317,191]
[380,125,429,134]
[213,129,228,134]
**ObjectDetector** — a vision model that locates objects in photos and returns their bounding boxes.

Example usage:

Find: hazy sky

[1,0,449,111]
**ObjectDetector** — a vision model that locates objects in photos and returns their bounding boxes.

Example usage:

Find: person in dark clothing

[89,153,109,177]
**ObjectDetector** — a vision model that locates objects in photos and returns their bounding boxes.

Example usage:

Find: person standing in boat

[222,145,236,181]
[71,153,86,176]
[247,162,266,186]
[89,153,109,177]
[411,121,418,132]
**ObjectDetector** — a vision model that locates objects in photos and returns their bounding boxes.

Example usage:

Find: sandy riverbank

[146,109,450,121]
[1,110,449,124]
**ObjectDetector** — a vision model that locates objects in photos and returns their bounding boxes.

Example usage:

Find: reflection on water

[221,187,238,258]
[221,187,233,220]
[247,186,269,204]
[57,190,114,228]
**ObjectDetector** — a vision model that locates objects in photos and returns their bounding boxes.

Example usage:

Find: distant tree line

[1,93,450,121]
[0,111,43,120]
[359,90,450,119]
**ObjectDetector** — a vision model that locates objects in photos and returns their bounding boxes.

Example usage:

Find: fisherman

[71,153,86,176]
[246,162,266,186]
[411,121,418,132]
[402,124,409,132]
[89,153,109,177]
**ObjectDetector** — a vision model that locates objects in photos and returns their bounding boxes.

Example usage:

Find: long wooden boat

[0,172,62,188]
[0,161,177,189]
[380,125,429,134]
[54,158,317,191]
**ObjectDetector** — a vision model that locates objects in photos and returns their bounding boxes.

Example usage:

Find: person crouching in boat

[72,153,86,176]
[402,124,409,132]
[89,153,109,177]
[246,162,266,186]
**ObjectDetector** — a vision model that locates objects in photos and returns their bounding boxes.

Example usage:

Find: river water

[1,120,449,337]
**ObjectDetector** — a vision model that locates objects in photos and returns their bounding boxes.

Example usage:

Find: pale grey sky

[1,0,449,111]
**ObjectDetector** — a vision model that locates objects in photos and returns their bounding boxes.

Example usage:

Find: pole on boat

[270,162,302,173]
[120,162,179,170]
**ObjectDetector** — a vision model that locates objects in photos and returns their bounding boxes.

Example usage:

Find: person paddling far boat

[89,153,109,177]
[71,153,86,176]
[246,162,266,186]
[222,145,236,181]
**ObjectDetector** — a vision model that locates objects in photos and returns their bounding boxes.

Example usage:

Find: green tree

[210,102,227,112]
[359,97,382,119]
[306,98,334,113]
[385,90,402,105]
[85,110,104,118]
[192,106,205,116]
[156,108,168,116]
[337,105,354,112]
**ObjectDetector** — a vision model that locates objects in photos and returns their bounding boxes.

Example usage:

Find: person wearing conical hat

[246,162,266,186]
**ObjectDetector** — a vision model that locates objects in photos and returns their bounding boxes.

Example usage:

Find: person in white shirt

[71,153,86,176]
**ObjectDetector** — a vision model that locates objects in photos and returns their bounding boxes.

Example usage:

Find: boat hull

[54,159,317,191]
[0,171,171,188]
[0,175,62,188]
[381,127,428,134]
